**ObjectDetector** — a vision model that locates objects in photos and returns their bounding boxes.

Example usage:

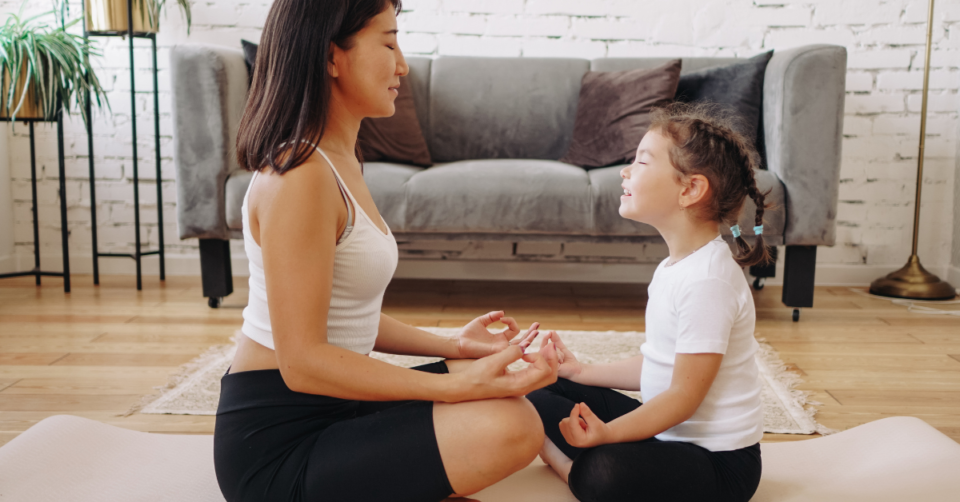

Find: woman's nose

[397,48,409,77]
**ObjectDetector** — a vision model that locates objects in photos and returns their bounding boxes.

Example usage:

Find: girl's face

[619,129,685,226]
[329,6,408,118]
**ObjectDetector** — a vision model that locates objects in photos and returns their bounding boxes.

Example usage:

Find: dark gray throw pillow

[675,51,774,153]
[239,40,432,167]
[560,60,682,169]
[241,39,258,85]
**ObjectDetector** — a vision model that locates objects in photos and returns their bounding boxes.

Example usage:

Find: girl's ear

[679,173,710,210]
[327,42,340,78]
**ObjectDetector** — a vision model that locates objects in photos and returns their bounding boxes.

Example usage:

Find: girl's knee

[567,447,621,502]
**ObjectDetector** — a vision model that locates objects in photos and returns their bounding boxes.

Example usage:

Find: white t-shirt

[640,236,763,452]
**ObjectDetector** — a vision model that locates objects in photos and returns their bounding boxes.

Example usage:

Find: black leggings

[214,362,454,502]
[527,378,762,502]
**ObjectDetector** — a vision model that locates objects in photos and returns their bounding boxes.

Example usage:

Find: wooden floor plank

[0,275,958,447]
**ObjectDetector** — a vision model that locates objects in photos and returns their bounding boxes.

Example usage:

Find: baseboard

[763,263,951,287]
[0,255,15,275]
[948,265,960,289]
[9,253,249,277]
[11,251,959,289]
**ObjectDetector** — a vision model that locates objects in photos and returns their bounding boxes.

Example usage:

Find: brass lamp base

[869,255,956,300]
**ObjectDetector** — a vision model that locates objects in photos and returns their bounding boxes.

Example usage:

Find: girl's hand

[559,402,612,449]
[541,331,583,380]
[454,339,559,401]
[457,311,539,359]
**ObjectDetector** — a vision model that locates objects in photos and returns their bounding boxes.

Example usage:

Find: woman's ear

[327,42,340,78]
[679,174,710,210]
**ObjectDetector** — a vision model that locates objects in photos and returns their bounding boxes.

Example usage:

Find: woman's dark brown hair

[650,103,772,267]
[237,0,402,174]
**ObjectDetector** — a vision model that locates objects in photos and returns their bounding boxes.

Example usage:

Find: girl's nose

[620,166,629,179]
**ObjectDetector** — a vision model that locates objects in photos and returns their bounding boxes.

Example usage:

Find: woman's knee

[484,397,545,455]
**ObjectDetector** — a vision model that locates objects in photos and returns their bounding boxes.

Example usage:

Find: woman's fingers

[498,316,521,339]
[491,344,525,369]
[517,322,540,348]
[479,311,504,327]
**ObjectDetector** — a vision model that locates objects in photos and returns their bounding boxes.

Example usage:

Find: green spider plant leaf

[1,1,109,125]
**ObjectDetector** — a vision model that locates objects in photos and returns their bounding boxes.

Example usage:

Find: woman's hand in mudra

[454,338,560,401]
[456,311,540,360]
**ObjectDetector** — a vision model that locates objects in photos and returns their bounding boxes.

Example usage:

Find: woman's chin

[366,104,397,119]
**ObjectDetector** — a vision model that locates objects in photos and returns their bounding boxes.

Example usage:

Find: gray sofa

[171,44,846,318]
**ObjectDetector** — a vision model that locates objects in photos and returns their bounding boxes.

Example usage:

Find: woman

[213,1,560,501]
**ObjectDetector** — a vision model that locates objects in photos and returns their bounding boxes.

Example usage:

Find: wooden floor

[1,274,959,447]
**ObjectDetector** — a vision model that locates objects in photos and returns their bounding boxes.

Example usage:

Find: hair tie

[730,225,741,238]
[754,225,764,235]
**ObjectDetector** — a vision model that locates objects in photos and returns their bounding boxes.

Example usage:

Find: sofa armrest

[171,44,249,240]
[763,45,846,246]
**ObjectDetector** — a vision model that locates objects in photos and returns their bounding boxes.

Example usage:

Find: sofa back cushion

[427,57,589,162]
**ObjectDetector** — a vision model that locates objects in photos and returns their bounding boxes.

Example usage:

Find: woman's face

[329,6,408,118]
[619,129,685,226]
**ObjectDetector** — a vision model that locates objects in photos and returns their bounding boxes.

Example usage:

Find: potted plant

[83,0,193,35]
[1,4,107,123]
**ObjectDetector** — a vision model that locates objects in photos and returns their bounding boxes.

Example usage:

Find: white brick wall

[1,0,958,284]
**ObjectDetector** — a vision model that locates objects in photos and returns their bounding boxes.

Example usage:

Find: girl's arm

[259,160,558,403]
[374,312,540,359]
[559,352,723,447]
[569,356,644,391]
[542,331,642,391]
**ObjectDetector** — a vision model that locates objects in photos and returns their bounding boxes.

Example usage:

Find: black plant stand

[0,115,71,293]
[82,0,165,290]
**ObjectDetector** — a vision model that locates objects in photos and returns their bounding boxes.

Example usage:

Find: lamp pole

[869,0,955,300]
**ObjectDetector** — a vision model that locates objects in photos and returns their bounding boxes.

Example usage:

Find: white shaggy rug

[135,329,832,435]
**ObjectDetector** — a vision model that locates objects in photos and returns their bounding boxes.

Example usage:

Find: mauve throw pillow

[560,59,682,169]
[239,40,432,167]
[358,75,433,167]
[675,51,774,152]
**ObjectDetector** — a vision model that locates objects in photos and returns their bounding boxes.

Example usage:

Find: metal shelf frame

[82,0,165,290]
[0,112,71,293]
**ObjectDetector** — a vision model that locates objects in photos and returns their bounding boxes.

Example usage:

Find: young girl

[529,103,769,502]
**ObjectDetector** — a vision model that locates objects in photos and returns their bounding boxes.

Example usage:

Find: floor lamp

[869,0,957,300]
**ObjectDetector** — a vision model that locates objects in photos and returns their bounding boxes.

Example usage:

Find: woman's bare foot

[539,437,573,483]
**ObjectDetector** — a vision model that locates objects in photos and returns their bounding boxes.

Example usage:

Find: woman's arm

[258,159,556,402]
[374,312,539,359]
[558,353,723,447]
[374,314,461,359]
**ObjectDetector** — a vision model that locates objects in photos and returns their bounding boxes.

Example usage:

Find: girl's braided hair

[649,103,772,267]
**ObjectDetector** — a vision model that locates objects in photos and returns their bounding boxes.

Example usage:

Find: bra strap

[300,140,355,231]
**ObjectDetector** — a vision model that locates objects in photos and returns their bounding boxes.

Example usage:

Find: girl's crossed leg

[528,379,761,502]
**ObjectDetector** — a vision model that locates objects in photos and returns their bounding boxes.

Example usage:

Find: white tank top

[240,144,399,354]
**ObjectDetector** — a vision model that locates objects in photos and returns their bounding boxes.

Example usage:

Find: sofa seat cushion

[364,162,425,231]
[588,165,786,241]
[228,160,786,242]
[402,160,593,235]
[225,170,254,231]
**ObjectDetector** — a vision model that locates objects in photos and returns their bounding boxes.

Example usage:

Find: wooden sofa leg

[199,239,233,308]
[782,245,816,322]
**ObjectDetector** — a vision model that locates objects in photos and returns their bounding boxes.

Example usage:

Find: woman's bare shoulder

[253,158,343,212]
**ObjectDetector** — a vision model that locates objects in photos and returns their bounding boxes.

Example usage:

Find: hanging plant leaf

[1,2,109,125]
